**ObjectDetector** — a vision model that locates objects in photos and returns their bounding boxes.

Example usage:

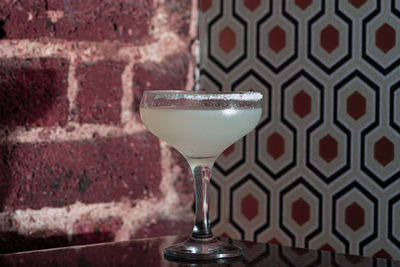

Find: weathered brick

[76,61,126,124]
[170,148,193,208]
[164,0,193,40]
[132,52,190,114]
[0,58,69,128]
[0,133,161,211]
[0,0,155,44]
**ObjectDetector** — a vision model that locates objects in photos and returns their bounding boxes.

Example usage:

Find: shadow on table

[0,230,120,254]
[1,235,397,266]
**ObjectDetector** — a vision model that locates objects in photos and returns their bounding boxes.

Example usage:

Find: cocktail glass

[140,90,263,261]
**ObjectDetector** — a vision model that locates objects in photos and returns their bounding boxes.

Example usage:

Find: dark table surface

[0,235,398,266]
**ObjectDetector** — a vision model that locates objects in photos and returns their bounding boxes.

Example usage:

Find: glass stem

[191,164,213,239]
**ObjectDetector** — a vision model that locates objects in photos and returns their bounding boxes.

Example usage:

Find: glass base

[164,237,242,262]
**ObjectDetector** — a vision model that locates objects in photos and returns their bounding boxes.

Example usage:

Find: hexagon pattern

[347,91,366,120]
[241,194,258,221]
[268,26,286,54]
[267,132,285,160]
[293,90,312,118]
[374,137,394,167]
[348,0,367,9]
[200,0,212,13]
[295,0,313,10]
[244,0,260,12]
[200,0,400,260]
[219,26,236,53]
[345,202,365,231]
[375,23,396,54]
[222,144,235,157]
[319,135,338,163]
[291,198,310,226]
[320,25,339,53]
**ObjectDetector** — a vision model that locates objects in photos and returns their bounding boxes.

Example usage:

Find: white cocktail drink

[140,90,263,261]
[140,107,262,165]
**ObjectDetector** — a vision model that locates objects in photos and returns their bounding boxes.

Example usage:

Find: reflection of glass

[140,90,263,261]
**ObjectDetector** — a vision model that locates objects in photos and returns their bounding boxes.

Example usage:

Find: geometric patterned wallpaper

[198,0,400,260]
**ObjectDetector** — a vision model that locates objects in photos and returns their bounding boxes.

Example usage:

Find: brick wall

[0,0,196,253]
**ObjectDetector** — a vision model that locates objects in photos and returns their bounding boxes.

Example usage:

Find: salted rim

[145,90,263,101]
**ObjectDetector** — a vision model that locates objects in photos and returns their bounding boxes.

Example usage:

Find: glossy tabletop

[0,235,398,266]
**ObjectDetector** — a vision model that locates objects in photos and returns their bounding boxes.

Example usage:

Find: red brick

[0,0,155,44]
[0,133,161,211]
[164,0,192,40]
[0,58,69,128]
[76,61,126,124]
[170,148,193,207]
[132,52,190,114]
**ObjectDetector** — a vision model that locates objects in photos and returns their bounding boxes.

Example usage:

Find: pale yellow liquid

[140,107,262,163]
